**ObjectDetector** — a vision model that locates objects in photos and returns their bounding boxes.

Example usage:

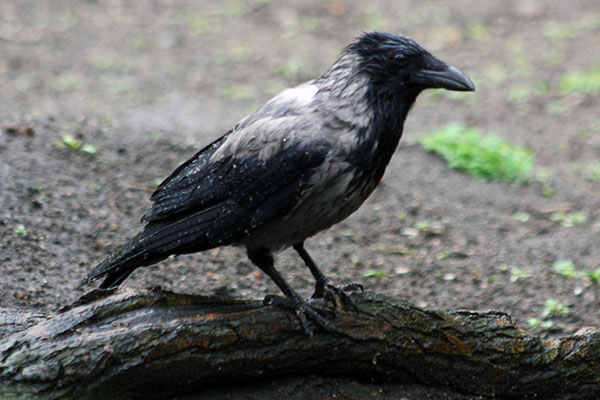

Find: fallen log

[1,287,598,399]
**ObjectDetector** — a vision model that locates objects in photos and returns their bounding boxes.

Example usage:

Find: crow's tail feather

[79,231,169,289]
[81,205,245,289]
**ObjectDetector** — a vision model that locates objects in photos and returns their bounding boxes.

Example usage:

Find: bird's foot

[314,282,363,314]
[263,294,339,336]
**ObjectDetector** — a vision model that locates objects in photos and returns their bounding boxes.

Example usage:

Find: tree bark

[1,287,598,400]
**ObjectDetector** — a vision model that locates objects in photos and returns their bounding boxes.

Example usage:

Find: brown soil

[1,1,599,398]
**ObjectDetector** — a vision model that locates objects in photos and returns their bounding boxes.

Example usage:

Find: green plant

[415,219,430,233]
[552,260,579,279]
[584,268,600,285]
[13,223,28,238]
[55,134,98,154]
[81,143,98,154]
[551,210,587,227]
[362,269,387,279]
[510,267,530,282]
[512,211,531,223]
[542,298,569,318]
[527,317,554,330]
[553,260,600,285]
[60,133,81,150]
[418,124,534,183]
[559,66,600,94]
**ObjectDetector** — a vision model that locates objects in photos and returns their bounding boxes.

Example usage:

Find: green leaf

[61,133,81,150]
[81,143,98,154]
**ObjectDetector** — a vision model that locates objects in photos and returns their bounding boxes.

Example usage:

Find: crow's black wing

[141,132,230,222]
[144,130,329,220]
[144,138,330,246]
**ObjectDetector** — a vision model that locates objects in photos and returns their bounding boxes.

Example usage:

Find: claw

[342,282,364,293]
[263,294,339,336]
[311,280,363,314]
[323,284,360,314]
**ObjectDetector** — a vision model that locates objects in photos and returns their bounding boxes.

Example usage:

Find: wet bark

[1,287,598,399]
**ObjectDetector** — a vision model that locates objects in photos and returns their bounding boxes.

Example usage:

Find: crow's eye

[394,54,408,67]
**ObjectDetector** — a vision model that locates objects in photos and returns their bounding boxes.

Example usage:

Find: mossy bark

[1,287,598,399]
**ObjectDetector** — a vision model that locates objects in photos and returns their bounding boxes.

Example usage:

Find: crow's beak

[411,63,475,92]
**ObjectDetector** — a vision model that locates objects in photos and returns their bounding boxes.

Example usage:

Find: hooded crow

[82,32,475,335]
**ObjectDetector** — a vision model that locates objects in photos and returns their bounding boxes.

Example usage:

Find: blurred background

[3,1,596,138]
[1,0,600,344]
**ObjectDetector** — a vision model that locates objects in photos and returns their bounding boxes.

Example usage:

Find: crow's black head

[348,32,475,95]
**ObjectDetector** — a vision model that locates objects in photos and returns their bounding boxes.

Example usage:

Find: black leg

[293,242,363,313]
[247,247,337,336]
[293,243,328,298]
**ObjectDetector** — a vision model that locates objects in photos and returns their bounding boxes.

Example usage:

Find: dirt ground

[1,1,599,399]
